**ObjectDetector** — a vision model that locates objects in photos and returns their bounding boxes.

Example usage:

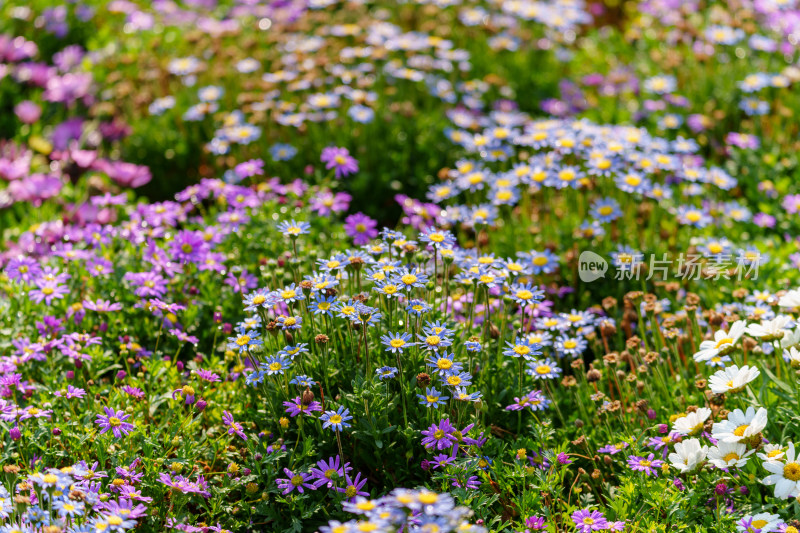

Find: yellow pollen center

[784,462,800,481]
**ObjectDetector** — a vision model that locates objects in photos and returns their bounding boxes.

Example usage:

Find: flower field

[3,0,800,531]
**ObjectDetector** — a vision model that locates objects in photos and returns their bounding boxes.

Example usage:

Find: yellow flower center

[715,337,733,349]
[418,492,438,504]
[784,462,800,481]
[236,336,251,346]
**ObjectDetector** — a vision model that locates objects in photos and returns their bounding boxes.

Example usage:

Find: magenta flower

[95,407,135,438]
[344,212,378,245]
[195,369,221,382]
[14,100,41,124]
[320,146,358,178]
[783,194,800,214]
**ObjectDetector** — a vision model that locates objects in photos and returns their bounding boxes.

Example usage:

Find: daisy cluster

[2,0,800,532]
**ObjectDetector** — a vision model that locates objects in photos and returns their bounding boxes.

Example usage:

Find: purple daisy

[283,396,323,417]
[310,190,351,216]
[627,454,663,476]
[572,509,608,533]
[222,410,247,440]
[29,280,69,305]
[276,468,315,495]
[344,212,378,245]
[320,146,358,178]
[335,472,369,501]
[309,456,351,488]
[421,418,458,450]
[95,407,135,438]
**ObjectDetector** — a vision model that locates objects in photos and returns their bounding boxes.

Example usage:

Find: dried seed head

[586,369,602,383]
[416,373,431,388]
[301,389,315,406]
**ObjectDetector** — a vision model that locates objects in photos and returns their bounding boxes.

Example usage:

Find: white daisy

[745,315,792,341]
[707,441,753,469]
[786,346,800,367]
[693,321,747,362]
[737,512,782,533]
[780,328,800,350]
[708,365,760,394]
[757,444,786,463]
[668,438,708,473]
[778,288,800,308]
[762,442,800,499]
[712,406,768,443]
[672,408,712,436]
